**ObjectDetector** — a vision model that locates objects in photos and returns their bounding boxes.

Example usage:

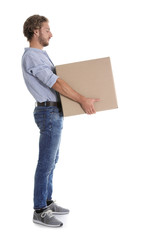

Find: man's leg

[47,149,60,201]
[33,106,63,210]
[46,148,70,215]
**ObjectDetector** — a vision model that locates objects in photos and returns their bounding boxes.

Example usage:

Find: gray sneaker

[48,202,70,215]
[33,208,63,227]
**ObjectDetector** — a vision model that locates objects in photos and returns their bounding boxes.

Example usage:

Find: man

[22,14,99,228]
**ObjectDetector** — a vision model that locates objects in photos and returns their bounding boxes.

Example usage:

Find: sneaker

[33,208,63,227]
[48,202,70,215]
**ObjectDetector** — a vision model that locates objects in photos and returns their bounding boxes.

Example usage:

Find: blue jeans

[33,106,63,210]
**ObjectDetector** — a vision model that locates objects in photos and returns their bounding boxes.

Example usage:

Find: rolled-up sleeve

[24,54,59,88]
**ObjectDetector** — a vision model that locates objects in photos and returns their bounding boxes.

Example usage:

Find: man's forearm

[52,78,100,114]
[52,78,85,104]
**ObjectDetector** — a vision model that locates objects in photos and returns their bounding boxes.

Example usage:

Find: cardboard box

[56,57,118,117]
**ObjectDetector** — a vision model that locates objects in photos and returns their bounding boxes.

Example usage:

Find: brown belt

[36,101,62,108]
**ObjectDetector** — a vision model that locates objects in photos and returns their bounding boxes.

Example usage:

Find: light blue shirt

[21,47,60,102]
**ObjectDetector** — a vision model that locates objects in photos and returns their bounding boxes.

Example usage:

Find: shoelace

[41,209,53,219]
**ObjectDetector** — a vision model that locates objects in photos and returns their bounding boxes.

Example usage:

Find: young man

[22,14,99,228]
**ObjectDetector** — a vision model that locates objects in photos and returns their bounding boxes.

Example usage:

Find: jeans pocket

[34,111,45,130]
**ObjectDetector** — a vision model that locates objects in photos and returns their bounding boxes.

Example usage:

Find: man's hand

[79,96,100,114]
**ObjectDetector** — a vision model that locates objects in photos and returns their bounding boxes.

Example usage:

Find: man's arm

[52,78,100,114]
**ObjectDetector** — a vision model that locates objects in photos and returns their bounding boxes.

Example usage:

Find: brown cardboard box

[56,57,118,117]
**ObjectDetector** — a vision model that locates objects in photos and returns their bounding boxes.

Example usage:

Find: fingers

[87,98,99,114]
[81,97,100,114]
[94,98,100,102]
[87,106,96,115]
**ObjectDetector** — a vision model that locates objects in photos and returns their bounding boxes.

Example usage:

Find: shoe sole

[33,219,63,227]
[52,211,69,215]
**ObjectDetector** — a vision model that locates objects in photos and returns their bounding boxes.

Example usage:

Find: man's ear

[33,29,39,37]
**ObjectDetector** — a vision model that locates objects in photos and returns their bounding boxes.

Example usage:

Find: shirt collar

[24,47,46,53]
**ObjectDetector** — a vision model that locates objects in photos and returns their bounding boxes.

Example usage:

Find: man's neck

[30,41,43,50]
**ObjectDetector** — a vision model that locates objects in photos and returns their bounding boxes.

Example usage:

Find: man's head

[23,14,52,47]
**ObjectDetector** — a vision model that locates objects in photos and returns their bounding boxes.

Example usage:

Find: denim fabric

[33,106,63,210]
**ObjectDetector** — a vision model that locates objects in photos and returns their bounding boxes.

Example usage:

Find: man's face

[37,21,53,47]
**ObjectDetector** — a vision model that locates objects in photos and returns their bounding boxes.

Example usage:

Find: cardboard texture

[56,57,118,117]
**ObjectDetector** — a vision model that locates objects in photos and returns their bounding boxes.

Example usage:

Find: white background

[0,0,144,239]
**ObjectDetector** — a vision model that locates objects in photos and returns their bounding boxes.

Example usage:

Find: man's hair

[23,14,48,41]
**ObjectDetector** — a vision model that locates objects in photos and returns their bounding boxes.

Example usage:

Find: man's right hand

[80,96,100,114]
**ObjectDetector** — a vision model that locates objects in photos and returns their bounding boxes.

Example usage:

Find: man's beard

[38,34,49,47]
